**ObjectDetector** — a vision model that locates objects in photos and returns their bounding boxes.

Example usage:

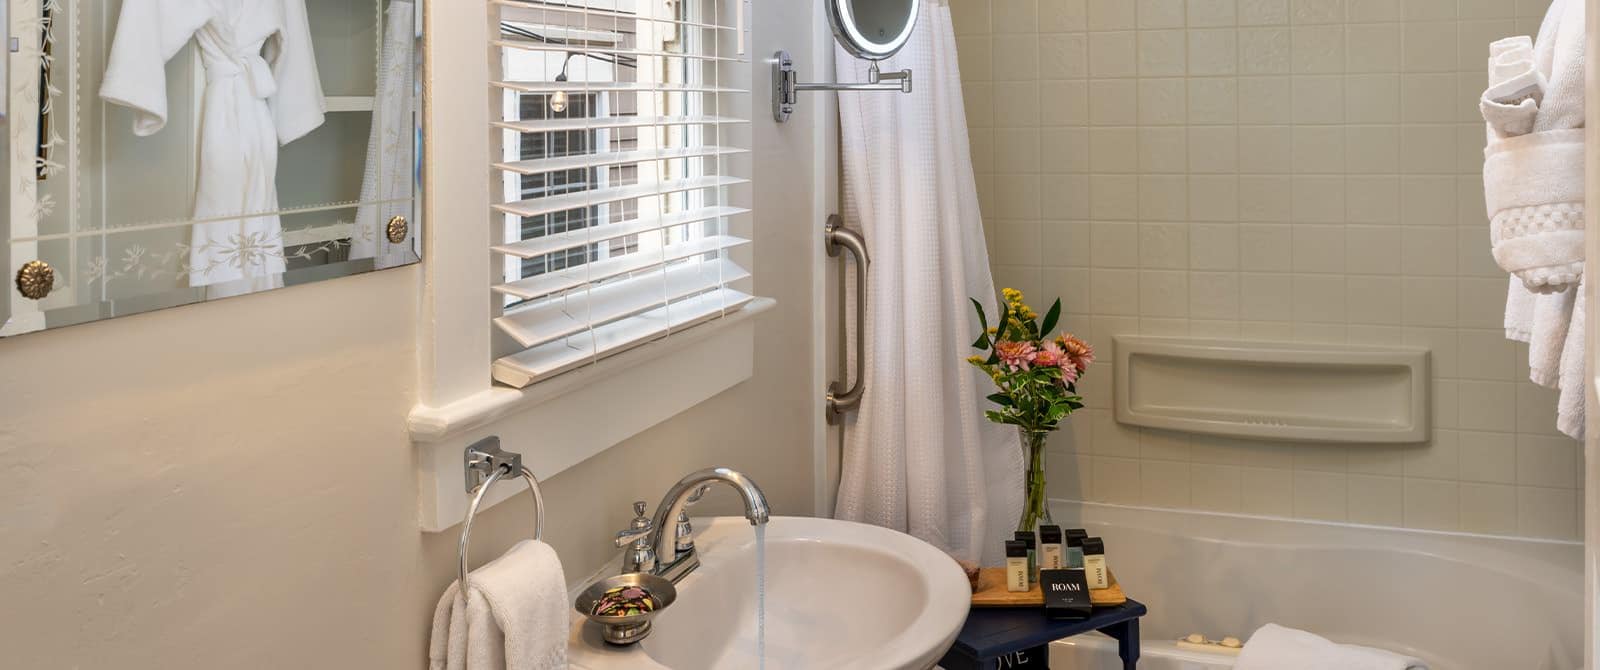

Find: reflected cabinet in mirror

[1,0,422,337]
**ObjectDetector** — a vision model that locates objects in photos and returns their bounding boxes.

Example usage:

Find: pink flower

[1057,356,1080,385]
[994,340,1038,371]
[1035,341,1064,368]
[1060,335,1095,373]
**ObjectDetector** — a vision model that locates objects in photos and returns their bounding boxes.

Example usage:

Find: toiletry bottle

[1066,528,1088,568]
[1083,537,1108,589]
[1039,525,1064,570]
[1005,540,1029,592]
[1014,531,1037,583]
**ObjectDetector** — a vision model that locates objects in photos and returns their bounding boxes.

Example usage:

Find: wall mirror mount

[772,0,919,122]
[1,0,424,338]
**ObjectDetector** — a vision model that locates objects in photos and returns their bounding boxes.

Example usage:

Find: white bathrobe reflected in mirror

[100,0,327,299]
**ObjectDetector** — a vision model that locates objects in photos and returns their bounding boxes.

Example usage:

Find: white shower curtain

[832,0,1023,566]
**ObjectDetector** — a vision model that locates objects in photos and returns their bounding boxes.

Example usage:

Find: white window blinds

[489,0,754,389]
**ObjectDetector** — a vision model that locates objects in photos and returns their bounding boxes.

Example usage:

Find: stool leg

[1099,619,1141,669]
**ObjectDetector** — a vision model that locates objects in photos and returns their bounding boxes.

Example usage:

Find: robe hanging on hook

[772,50,913,123]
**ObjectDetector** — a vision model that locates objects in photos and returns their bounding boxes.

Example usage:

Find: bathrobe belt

[203,53,277,100]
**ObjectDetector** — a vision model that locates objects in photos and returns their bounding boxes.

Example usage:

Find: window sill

[410,297,773,531]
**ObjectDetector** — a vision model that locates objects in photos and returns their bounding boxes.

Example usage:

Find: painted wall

[0,2,826,668]
[953,0,1582,539]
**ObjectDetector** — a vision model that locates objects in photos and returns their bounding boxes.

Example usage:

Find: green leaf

[972,333,990,349]
[986,393,1014,407]
[1040,299,1062,335]
[971,297,989,332]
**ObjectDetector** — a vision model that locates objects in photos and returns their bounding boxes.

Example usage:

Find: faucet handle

[614,525,652,548]
[617,501,658,573]
[616,500,654,548]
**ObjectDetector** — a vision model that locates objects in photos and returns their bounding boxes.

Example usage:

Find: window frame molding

[411,0,766,531]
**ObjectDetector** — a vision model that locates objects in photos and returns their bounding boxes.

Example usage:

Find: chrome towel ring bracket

[457,436,546,594]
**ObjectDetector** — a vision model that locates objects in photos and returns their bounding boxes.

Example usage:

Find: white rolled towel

[1481,36,1543,138]
[1235,624,1428,670]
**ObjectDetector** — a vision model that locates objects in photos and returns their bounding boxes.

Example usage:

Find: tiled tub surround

[953,0,1581,539]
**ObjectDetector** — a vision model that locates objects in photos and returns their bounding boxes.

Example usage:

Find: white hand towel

[1557,275,1586,439]
[1505,275,1535,342]
[429,540,569,670]
[1235,624,1428,670]
[1527,284,1576,388]
[1481,0,1586,293]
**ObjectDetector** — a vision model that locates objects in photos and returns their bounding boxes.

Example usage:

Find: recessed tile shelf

[1112,336,1430,444]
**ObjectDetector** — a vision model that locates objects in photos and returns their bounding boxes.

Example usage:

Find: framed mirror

[2,0,423,338]
[827,0,919,60]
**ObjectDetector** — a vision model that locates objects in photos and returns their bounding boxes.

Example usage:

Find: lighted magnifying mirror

[829,0,920,60]
[773,0,920,121]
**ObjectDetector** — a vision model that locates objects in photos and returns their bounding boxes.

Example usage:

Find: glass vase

[1017,428,1053,533]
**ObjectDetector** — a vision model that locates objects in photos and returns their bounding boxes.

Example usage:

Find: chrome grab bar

[826,215,869,422]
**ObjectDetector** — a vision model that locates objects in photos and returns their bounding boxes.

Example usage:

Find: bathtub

[1040,501,1584,670]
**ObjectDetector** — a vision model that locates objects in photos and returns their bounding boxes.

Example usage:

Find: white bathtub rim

[1049,498,1580,548]
[1048,498,1582,594]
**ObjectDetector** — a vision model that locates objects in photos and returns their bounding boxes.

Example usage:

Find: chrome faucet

[614,467,770,583]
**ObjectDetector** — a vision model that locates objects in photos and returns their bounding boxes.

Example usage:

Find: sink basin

[567,516,971,670]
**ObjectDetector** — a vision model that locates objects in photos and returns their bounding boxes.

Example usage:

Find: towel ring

[457,436,545,594]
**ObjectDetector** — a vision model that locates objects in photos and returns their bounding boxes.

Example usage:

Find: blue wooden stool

[938,599,1147,670]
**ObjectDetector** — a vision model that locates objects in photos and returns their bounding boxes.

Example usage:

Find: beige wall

[953,0,1582,539]
[0,2,826,668]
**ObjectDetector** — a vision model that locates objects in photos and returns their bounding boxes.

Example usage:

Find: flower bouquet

[967,288,1094,532]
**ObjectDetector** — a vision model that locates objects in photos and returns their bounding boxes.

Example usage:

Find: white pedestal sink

[567,516,971,670]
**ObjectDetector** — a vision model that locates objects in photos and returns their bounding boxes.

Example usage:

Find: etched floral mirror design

[2,0,422,337]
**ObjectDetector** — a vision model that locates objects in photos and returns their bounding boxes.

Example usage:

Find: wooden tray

[971,568,1126,607]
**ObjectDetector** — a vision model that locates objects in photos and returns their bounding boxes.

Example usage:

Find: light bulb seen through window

[549,58,572,114]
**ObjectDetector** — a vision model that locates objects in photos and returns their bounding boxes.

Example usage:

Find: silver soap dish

[574,573,677,645]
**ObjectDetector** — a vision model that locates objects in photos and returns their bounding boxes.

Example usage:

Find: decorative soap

[590,585,659,617]
[1039,569,1092,620]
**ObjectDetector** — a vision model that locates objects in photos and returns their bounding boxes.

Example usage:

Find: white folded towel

[1235,624,1428,670]
[429,540,569,670]
[1481,0,1586,293]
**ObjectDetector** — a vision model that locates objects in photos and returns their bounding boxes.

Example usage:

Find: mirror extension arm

[773,50,912,123]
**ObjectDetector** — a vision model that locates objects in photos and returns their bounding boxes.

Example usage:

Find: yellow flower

[966,355,984,364]
[1002,288,1023,304]
[986,327,998,335]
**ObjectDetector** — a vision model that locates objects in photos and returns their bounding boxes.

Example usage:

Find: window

[489,0,755,389]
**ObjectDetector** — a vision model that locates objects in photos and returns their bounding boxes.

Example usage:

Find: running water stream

[754,523,767,669]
